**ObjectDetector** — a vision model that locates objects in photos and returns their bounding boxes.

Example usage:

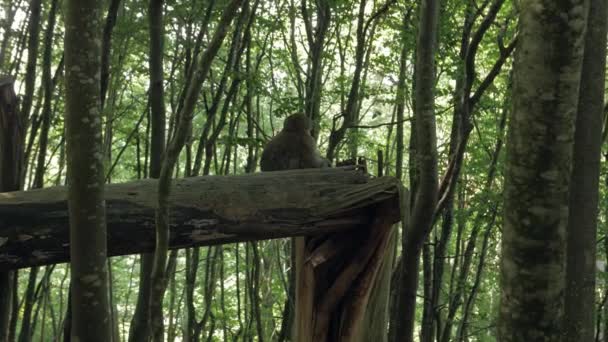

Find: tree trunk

[100,0,123,109]
[17,266,38,342]
[326,0,393,162]
[64,0,112,339]
[148,0,243,339]
[0,77,22,342]
[20,0,42,123]
[0,1,19,70]
[146,0,168,340]
[129,0,167,338]
[499,0,588,340]
[302,0,331,140]
[394,0,440,340]
[564,0,608,340]
[359,226,399,342]
[33,0,59,190]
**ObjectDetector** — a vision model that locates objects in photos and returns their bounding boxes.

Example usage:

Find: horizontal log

[0,167,402,270]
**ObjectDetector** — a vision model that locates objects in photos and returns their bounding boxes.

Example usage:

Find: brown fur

[260,113,330,171]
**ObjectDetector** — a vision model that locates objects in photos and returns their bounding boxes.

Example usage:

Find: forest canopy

[0,0,605,341]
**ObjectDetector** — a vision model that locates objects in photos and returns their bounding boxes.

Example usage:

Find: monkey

[259,113,329,336]
[260,113,330,171]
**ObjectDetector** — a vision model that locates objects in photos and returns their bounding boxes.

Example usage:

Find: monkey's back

[260,131,322,171]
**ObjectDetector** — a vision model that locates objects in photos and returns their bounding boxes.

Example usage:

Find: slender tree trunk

[249,243,264,341]
[302,0,331,139]
[0,270,13,340]
[277,240,295,342]
[394,0,440,341]
[63,289,71,342]
[20,0,42,123]
[499,0,588,340]
[148,1,243,340]
[64,0,112,339]
[192,3,248,176]
[326,0,394,161]
[326,0,366,161]
[564,0,608,341]
[452,78,510,341]
[0,77,23,341]
[18,267,39,342]
[129,255,153,342]
[387,9,410,341]
[183,248,199,341]
[128,0,167,339]
[148,0,166,181]
[18,7,59,331]
[166,266,178,342]
[8,10,30,78]
[100,0,123,109]
[99,0,123,181]
[146,0,167,339]
[0,0,20,69]
[33,0,59,190]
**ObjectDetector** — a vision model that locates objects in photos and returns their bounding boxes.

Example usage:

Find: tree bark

[33,0,59,190]
[0,168,400,270]
[146,0,168,340]
[499,0,589,340]
[302,0,331,139]
[394,0,440,341]
[0,0,19,70]
[129,0,167,339]
[20,0,42,123]
[148,0,243,339]
[564,0,607,340]
[0,76,22,342]
[64,0,112,339]
[100,0,123,109]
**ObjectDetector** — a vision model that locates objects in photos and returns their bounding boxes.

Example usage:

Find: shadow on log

[0,167,402,270]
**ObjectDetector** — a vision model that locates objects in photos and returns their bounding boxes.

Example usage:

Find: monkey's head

[283,113,311,133]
